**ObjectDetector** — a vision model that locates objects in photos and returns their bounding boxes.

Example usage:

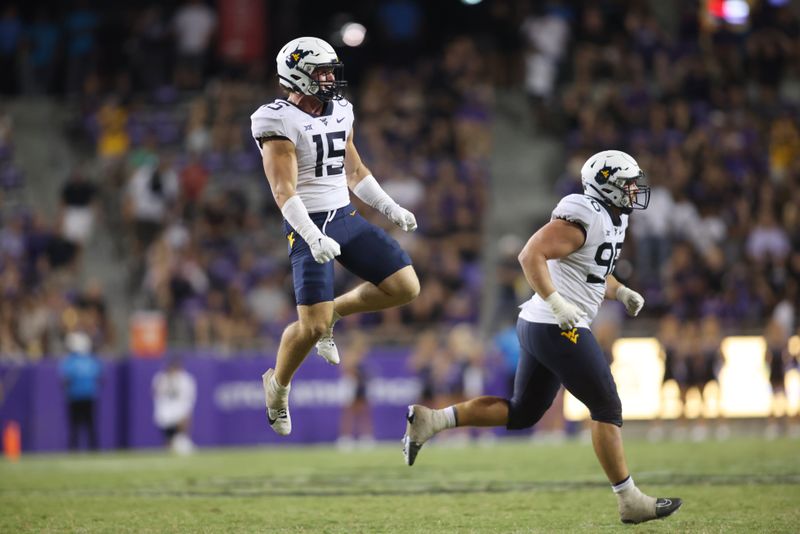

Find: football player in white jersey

[403,150,683,524]
[254,37,420,437]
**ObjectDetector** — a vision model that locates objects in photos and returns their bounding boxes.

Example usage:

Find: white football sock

[612,475,634,493]
[270,375,290,392]
[438,406,457,430]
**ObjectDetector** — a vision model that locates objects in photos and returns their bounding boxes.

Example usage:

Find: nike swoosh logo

[267,412,287,425]
[349,210,356,216]
[336,117,345,123]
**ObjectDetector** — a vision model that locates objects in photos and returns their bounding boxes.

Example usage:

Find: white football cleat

[262,369,291,436]
[402,405,439,466]
[315,324,340,365]
[618,486,683,524]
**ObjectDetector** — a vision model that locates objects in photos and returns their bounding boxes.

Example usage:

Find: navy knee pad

[506,397,551,430]
[589,394,623,427]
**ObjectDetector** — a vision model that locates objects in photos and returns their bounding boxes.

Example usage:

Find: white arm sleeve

[281,195,323,243]
[352,175,398,215]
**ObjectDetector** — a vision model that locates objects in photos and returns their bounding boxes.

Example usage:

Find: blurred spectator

[337,333,374,450]
[173,0,217,90]
[59,169,98,249]
[492,234,529,331]
[17,291,51,359]
[75,279,114,353]
[152,358,196,454]
[698,315,727,440]
[521,4,571,128]
[764,319,790,439]
[59,332,102,451]
[650,314,685,441]
[96,99,130,164]
[123,156,178,288]
[493,318,520,398]
[409,329,439,405]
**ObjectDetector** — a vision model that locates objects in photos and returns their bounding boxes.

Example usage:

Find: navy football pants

[507,319,623,429]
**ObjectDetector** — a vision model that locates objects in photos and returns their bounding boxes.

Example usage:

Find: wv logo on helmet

[595,166,621,185]
[286,48,313,68]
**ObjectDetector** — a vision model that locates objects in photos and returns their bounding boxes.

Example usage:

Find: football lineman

[253,37,419,436]
[403,150,683,524]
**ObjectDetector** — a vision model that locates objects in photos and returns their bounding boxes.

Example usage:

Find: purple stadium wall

[0,351,508,452]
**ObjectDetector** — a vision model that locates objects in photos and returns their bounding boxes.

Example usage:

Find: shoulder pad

[250,100,296,141]
[551,194,603,231]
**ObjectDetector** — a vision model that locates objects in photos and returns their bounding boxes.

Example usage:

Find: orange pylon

[3,421,21,461]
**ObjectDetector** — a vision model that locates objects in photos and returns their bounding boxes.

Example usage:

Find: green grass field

[1,437,798,533]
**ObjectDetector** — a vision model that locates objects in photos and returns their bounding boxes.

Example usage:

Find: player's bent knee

[506,398,549,430]
[400,276,421,303]
[298,320,329,341]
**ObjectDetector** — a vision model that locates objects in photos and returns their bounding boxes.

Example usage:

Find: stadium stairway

[480,88,563,333]
[7,97,72,213]
[9,97,131,353]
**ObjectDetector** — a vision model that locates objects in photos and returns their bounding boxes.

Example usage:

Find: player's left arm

[345,128,417,232]
[606,273,645,317]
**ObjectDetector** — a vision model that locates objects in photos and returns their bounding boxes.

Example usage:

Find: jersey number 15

[312,131,346,177]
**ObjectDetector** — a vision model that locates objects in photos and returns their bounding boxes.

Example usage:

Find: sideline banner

[0,350,506,452]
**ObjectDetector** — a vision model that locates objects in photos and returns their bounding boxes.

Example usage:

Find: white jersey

[519,194,628,328]
[250,98,355,213]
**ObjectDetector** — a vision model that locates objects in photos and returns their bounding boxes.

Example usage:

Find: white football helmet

[276,37,346,102]
[580,150,650,212]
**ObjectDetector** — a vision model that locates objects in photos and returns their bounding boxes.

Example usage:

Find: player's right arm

[518,219,587,329]
[260,138,298,208]
[259,137,340,264]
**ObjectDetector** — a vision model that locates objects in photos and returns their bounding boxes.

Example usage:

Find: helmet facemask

[608,172,650,212]
[306,62,346,102]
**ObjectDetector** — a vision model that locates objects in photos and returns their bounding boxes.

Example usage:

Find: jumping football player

[253,37,420,436]
[402,150,683,524]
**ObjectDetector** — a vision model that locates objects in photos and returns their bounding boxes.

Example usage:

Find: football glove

[616,285,645,317]
[308,235,341,264]
[385,204,418,232]
[545,291,587,330]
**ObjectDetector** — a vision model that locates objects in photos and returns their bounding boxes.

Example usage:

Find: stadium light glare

[565,335,799,420]
[341,22,367,47]
[722,0,750,25]
[461,0,483,5]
